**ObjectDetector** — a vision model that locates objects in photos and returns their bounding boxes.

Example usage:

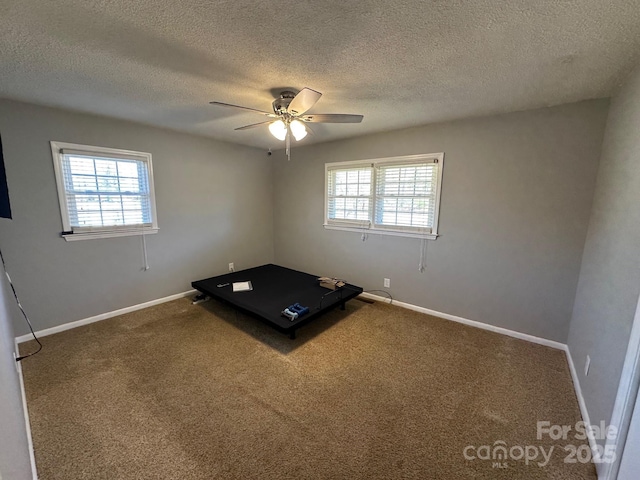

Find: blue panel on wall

[0,134,12,219]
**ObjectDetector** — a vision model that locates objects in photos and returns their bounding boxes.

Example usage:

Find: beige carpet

[20,297,596,479]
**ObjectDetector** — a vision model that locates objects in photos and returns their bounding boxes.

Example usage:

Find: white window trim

[50,141,159,242]
[324,153,444,240]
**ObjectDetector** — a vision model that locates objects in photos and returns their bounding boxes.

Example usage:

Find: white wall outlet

[383,278,390,288]
[585,355,591,376]
[229,263,234,272]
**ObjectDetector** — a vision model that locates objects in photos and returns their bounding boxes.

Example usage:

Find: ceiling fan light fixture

[268,120,287,141]
[210,88,363,152]
[290,119,307,141]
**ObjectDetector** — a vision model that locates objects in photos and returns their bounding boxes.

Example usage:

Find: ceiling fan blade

[287,88,322,115]
[234,121,272,131]
[209,101,277,117]
[301,114,364,123]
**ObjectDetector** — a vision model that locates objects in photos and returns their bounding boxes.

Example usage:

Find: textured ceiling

[1,0,640,149]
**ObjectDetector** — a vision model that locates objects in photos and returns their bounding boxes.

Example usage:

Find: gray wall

[0,99,274,335]
[568,65,640,430]
[0,249,34,480]
[273,100,609,343]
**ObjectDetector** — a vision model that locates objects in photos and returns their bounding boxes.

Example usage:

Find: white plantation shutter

[51,142,158,240]
[375,162,439,232]
[326,165,373,226]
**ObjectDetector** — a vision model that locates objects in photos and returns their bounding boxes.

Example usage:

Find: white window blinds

[375,162,439,231]
[60,152,152,230]
[326,166,372,225]
[324,153,444,239]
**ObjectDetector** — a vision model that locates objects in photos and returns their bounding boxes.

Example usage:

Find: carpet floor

[20,297,596,479]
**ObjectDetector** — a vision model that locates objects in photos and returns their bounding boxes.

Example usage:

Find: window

[326,166,372,224]
[50,141,158,241]
[325,154,443,239]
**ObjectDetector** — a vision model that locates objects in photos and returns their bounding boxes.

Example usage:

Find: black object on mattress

[192,264,363,339]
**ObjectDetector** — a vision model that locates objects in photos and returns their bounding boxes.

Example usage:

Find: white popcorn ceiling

[1,0,640,149]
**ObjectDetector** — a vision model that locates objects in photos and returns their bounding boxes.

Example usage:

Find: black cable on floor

[316,284,394,311]
[362,289,394,304]
[0,248,42,361]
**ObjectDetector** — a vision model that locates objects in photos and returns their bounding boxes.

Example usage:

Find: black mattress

[192,264,363,338]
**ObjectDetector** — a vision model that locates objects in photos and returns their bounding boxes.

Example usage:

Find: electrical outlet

[229,263,234,272]
[585,355,591,376]
[383,278,390,288]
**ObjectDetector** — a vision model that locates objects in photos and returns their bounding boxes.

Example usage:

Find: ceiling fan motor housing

[272,90,297,114]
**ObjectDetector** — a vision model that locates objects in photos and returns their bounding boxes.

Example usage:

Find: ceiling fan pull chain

[285,128,291,161]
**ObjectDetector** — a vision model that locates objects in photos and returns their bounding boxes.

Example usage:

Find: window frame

[324,153,444,240]
[50,141,159,241]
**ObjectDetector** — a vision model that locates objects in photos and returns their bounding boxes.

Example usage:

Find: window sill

[62,228,159,242]
[323,224,438,240]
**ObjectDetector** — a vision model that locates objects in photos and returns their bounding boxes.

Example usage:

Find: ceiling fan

[209,88,363,160]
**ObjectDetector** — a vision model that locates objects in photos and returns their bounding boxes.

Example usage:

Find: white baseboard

[15,289,197,344]
[14,338,38,480]
[563,345,603,478]
[358,292,566,350]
